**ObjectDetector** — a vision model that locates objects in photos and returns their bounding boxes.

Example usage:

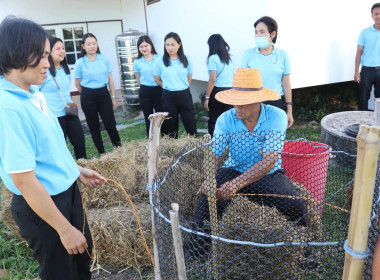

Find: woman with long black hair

[154,32,197,138]
[40,37,86,159]
[74,33,121,156]
[133,35,163,137]
[204,34,234,136]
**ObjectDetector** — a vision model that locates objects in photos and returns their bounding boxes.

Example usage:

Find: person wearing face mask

[133,35,163,138]
[241,16,294,128]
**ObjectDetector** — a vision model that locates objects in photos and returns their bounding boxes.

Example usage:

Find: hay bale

[87,204,153,269]
[211,196,313,279]
[0,186,20,238]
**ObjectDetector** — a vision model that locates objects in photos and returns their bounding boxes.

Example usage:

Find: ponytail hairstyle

[163,32,188,68]
[207,34,231,64]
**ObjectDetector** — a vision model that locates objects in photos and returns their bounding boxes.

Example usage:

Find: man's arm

[216,152,278,200]
[354,45,363,83]
[11,171,88,255]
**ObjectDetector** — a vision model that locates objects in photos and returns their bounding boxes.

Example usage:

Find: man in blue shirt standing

[188,68,308,259]
[0,16,106,280]
[355,2,380,111]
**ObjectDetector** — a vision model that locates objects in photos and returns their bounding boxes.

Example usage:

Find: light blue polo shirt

[208,54,234,87]
[241,47,291,96]
[0,79,80,196]
[133,54,162,87]
[153,55,193,91]
[358,25,380,67]
[212,104,287,173]
[74,53,112,89]
[39,68,73,117]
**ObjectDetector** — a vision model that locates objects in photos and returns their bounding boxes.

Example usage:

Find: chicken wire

[152,132,357,279]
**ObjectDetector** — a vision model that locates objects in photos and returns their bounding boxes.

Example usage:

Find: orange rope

[234,193,350,213]
[81,178,155,269]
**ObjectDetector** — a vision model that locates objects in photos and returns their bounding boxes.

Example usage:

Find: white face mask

[255,36,271,49]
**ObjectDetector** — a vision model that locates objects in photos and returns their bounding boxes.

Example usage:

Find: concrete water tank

[115,30,146,106]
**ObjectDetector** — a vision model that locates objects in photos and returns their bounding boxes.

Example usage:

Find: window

[43,24,87,66]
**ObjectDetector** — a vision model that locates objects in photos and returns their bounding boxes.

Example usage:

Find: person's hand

[78,167,106,188]
[59,225,88,255]
[216,181,236,200]
[204,99,210,111]
[354,72,361,83]
[112,98,118,111]
[287,112,294,128]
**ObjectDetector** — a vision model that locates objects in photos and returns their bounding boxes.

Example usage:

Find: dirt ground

[91,266,154,280]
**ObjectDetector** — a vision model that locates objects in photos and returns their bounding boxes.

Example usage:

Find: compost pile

[0,135,197,271]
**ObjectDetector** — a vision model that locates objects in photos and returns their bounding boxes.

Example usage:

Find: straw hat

[215,68,280,105]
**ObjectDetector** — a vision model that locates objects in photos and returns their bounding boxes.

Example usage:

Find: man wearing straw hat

[189,68,308,257]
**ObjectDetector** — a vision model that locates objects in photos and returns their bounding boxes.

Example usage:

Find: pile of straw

[0,186,20,238]
[209,182,323,280]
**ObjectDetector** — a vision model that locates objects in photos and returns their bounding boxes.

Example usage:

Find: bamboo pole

[203,134,220,278]
[169,203,187,280]
[375,98,380,126]
[343,125,380,280]
[148,112,168,280]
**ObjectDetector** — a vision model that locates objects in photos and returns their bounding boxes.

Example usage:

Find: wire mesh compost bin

[152,133,357,279]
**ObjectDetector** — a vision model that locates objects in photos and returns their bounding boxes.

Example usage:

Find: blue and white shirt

[133,54,162,87]
[208,54,234,87]
[0,78,80,195]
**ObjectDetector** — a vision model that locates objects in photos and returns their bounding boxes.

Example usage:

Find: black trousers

[208,86,233,137]
[192,168,308,235]
[11,182,92,280]
[264,95,286,111]
[358,66,380,111]
[162,88,197,139]
[139,85,163,138]
[58,115,86,159]
[80,86,121,154]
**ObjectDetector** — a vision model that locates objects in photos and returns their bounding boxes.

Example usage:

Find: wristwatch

[285,102,293,105]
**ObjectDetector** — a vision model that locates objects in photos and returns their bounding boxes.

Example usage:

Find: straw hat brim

[215,87,280,105]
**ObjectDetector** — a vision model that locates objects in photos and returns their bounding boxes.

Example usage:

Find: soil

[91,266,154,280]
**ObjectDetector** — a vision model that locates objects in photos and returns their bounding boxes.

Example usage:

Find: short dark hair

[79,33,101,58]
[137,35,158,59]
[0,16,48,75]
[254,16,278,44]
[163,32,188,68]
[372,3,380,13]
[48,37,70,77]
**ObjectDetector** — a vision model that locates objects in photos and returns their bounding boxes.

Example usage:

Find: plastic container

[282,140,331,216]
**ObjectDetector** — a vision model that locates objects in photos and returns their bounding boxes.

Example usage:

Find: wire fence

[152,132,358,279]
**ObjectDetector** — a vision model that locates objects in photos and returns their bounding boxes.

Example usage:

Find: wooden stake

[170,203,187,280]
[148,112,168,280]
[203,134,220,278]
[375,98,380,126]
[343,125,380,279]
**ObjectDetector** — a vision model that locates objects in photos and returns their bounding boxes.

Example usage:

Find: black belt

[363,66,380,70]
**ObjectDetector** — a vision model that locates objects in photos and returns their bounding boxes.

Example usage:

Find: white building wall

[145,0,375,89]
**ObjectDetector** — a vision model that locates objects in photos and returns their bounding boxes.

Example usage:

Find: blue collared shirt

[39,68,72,117]
[154,55,193,91]
[0,78,80,195]
[74,53,112,89]
[133,54,162,87]
[212,104,287,173]
[207,54,234,87]
[241,46,291,96]
[358,25,380,67]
